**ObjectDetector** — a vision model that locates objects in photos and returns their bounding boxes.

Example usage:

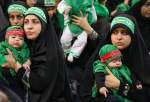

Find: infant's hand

[99,87,108,97]
[23,60,31,70]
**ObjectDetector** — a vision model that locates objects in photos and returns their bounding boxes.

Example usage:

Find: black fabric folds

[24,9,67,102]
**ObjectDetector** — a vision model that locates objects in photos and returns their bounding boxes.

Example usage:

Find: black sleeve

[27,61,51,92]
[17,67,26,80]
[95,72,106,90]
[131,74,142,86]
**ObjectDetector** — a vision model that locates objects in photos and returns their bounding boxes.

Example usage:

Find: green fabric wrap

[131,0,140,7]
[116,3,130,12]
[25,7,47,23]
[99,44,122,64]
[8,4,27,14]
[65,0,94,35]
[6,25,22,32]
[44,0,56,6]
[111,16,135,34]
[94,0,109,18]
[0,40,29,83]
[92,60,132,102]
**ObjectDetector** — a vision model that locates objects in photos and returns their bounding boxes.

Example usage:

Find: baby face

[108,58,122,68]
[8,35,24,48]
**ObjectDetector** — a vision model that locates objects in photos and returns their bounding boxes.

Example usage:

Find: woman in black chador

[4,7,70,102]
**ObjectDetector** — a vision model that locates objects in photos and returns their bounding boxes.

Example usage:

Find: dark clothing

[79,16,110,102]
[129,0,150,52]
[81,14,150,102]
[0,5,8,31]
[16,11,69,102]
[0,82,23,102]
[0,5,8,42]
[51,11,64,39]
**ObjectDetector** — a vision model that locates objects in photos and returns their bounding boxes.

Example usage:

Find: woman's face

[111,27,131,50]
[24,15,42,40]
[9,12,24,26]
[26,0,36,7]
[141,0,150,18]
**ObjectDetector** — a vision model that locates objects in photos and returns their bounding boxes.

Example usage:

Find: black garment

[51,11,64,39]
[0,82,23,102]
[79,16,110,102]
[17,9,69,102]
[0,5,8,42]
[106,0,123,12]
[1,68,26,100]
[0,5,8,31]
[129,0,150,52]
[0,0,14,16]
[81,14,150,102]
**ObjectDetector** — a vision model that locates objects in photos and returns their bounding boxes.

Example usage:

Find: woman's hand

[105,68,120,89]
[71,11,93,34]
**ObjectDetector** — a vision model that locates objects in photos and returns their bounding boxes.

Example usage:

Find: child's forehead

[111,57,121,61]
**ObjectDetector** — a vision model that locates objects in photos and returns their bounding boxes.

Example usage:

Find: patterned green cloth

[116,3,130,13]
[0,40,29,84]
[65,0,94,35]
[92,44,132,102]
[94,0,109,18]
[92,60,132,102]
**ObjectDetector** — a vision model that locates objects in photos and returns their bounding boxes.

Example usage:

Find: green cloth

[94,0,109,18]
[44,0,56,6]
[116,3,130,13]
[65,0,94,35]
[6,25,22,32]
[0,40,29,84]
[92,44,132,102]
[131,0,140,7]
[8,4,27,14]
[92,60,132,102]
[111,16,135,34]
[56,11,65,30]
[99,44,122,64]
[25,7,47,23]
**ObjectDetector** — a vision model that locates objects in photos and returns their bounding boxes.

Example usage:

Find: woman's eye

[112,31,117,35]
[24,20,28,24]
[33,20,40,24]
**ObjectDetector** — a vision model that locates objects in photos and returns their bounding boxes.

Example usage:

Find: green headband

[44,0,56,6]
[6,25,22,32]
[111,16,135,34]
[8,4,27,14]
[25,7,47,23]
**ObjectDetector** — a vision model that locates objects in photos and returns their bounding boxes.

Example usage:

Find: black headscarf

[129,0,150,51]
[0,5,8,32]
[23,7,67,102]
[81,13,150,102]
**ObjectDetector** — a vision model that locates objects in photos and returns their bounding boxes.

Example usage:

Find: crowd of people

[0,0,150,102]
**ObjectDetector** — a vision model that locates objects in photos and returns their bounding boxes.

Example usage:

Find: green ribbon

[8,4,27,14]
[111,16,135,34]
[25,7,47,23]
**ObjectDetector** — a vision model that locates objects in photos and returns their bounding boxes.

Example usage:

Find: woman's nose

[117,33,122,40]
[13,18,19,25]
[27,23,33,29]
